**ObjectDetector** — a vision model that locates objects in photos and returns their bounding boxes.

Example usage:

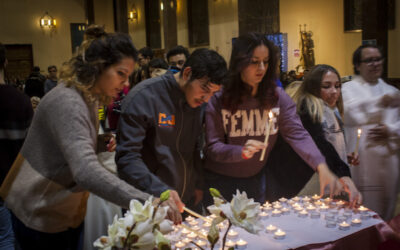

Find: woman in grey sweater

[0,26,181,250]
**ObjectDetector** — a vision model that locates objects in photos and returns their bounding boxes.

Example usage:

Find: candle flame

[358,128,362,136]
[269,111,273,119]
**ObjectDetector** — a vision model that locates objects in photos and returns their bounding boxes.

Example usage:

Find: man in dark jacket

[116,48,227,211]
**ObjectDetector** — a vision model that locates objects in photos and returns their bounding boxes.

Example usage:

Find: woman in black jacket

[266,64,361,206]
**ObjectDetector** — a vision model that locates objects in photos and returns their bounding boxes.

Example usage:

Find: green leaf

[209,188,221,198]
[160,190,170,202]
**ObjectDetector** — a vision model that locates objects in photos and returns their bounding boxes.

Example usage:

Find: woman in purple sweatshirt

[203,33,343,205]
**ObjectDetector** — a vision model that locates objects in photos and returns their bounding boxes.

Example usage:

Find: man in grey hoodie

[116,48,228,211]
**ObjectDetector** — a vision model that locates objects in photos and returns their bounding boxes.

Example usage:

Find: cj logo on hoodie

[158,113,175,127]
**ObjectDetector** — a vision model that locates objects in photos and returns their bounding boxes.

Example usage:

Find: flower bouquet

[94,190,173,250]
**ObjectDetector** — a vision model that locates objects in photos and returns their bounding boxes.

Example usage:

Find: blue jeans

[202,168,267,208]
[0,201,15,250]
[11,213,83,250]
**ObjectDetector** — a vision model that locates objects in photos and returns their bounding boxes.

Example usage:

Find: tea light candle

[266,224,277,233]
[175,241,186,248]
[274,229,286,240]
[279,197,288,203]
[324,197,332,204]
[336,200,345,207]
[306,205,316,212]
[191,225,200,231]
[351,218,362,226]
[263,205,273,212]
[294,206,303,213]
[199,229,208,236]
[358,206,368,214]
[188,220,198,226]
[195,239,207,247]
[202,221,211,229]
[326,220,336,228]
[312,194,320,201]
[226,240,236,248]
[314,200,323,206]
[272,209,282,217]
[181,228,190,235]
[319,204,329,212]
[339,221,350,230]
[303,196,311,203]
[273,204,283,210]
[259,211,269,219]
[187,232,198,239]
[185,215,195,222]
[236,239,247,249]
[281,207,290,214]
[227,229,239,239]
[298,210,308,218]
[310,211,321,219]
[292,196,300,202]
[182,238,191,244]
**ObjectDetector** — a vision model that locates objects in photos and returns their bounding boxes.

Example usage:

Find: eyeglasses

[361,57,384,66]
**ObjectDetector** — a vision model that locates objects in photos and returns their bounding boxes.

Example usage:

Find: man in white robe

[342,45,400,220]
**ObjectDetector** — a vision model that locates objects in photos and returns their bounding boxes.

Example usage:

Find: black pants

[202,168,267,208]
[11,213,83,250]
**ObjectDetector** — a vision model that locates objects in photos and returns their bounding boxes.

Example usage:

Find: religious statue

[298,24,315,70]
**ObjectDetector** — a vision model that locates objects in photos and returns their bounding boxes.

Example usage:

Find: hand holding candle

[260,111,274,161]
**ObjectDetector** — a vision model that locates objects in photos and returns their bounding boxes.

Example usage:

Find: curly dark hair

[180,48,227,86]
[166,45,190,62]
[222,32,278,112]
[60,25,138,104]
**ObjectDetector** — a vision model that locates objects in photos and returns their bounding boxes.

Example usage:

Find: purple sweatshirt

[204,87,325,178]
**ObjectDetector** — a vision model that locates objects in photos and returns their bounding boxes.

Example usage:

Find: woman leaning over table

[273,64,362,206]
[0,26,182,250]
[203,32,345,206]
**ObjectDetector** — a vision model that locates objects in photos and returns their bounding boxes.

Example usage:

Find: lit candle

[181,228,190,235]
[227,229,239,239]
[294,206,303,213]
[314,200,323,206]
[195,239,207,247]
[351,218,362,226]
[306,205,316,212]
[319,204,329,212]
[274,229,286,240]
[302,196,311,203]
[188,220,198,226]
[187,232,198,239]
[324,197,332,204]
[259,211,269,219]
[260,111,273,161]
[226,240,236,248]
[336,200,345,207]
[339,221,350,230]
[292,196,300,202]
[182,238,191,244]
[271,209,282,217]
[263,205,273,212]
[354,128,362,155]
[202,221,211,229]
[273,204,283,210]
[175,241,186,248]
[358,206,368,214]
[185,215,195,222]
[266,224,277,233]
[298,209,308,218]
[236,239,248,249]
[279,197,288,203]
[312,194,320,201]
[281,207,290,214]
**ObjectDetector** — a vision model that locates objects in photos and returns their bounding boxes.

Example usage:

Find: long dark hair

[222,32,278,112]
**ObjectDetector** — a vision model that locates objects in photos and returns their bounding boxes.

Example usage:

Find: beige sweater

[0,84,150,233]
